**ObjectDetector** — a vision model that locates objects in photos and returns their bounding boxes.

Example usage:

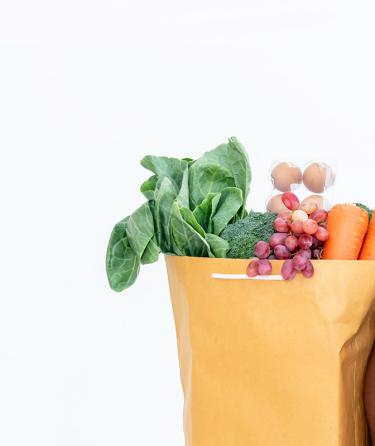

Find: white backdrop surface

[1,1,375,445]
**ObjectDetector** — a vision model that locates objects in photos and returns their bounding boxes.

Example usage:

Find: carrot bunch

[322,204,375,260]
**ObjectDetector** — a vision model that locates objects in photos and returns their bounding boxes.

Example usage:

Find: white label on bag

[211,273,284,281]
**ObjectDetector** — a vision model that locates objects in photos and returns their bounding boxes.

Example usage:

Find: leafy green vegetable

[191,187,243,235]
[140,156,188,191]
[192,193,221,233]
[140,175,158,200]
[141,235,160,265]
[170,203,211,257]
[205,233,229,258]
[126,202,155,259]
[356,203,373,221]
[106,136,251,291]
[221,211,276,259]
[189,136,251,217]
[189,164,235,209]
[141,156,189,208]
[211,187,243,235]
[179,207,206,237]
[176,167,190,209]
[106,217,141,291]
[153,177,177,251]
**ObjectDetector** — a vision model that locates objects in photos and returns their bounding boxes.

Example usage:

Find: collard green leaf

[176,166,189,209]
[108,239,140,291]
[141,156,188,194]
[179,207,206,237]
[226,136,251,216]
[188,164,235,209]
[106,216,129,251]
[205,233,229,258]
[178,206,228,257]
[188,137,251,217]
[212,187,243,235]
[126,202,155,259]
[192,192,221,232]
[106,217,141,291]
[141,154,190,210]
[192,187,242,235]
[141,235,160,264]
[169,202,211,257]
[140,175,158,200]
[154,177,177,252]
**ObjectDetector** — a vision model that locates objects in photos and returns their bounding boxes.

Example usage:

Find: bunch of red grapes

[246,192,329,280]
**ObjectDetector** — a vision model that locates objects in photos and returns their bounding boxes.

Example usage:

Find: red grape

[274,244,291,259]
[255,241,271,259]
[268,254,276,260]
[281,259,297,280]
[285,235,298,252]
[292,253,308,271]
[246,259,259,277]
[298,234,313,250]
[291,220,304,235]
[299,249,312,259]
[258,259,272,275]
[277,211,293,222]
[269,232,288,248]
[311,236,320,248]
[303,219,319,235]
[273,217,289,233]
[302,260,314,278]
[310,209,328,224]
[315,226,329,242]
[292,210,308,222]
[281,192,300,211]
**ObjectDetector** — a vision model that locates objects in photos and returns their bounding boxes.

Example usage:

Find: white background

[1,1,375,445]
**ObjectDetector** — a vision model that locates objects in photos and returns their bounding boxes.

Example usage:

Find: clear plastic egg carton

[266,160,336,213]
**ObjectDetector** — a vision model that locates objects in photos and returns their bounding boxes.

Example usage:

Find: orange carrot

[360,212,375,259]
[322,204,369,260]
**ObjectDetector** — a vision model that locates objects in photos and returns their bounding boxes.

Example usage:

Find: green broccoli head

[221,211,276,259]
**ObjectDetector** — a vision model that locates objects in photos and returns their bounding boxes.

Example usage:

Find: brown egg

[266,194,289,213]
[303,162,335,193]
[271,162,302,192]
[301,195,330,211]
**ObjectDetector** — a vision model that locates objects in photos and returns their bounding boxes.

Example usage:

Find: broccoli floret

[221,211,276,259]
[355,203,373,221]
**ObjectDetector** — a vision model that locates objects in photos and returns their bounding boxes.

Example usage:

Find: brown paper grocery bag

[165,256,375,446]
